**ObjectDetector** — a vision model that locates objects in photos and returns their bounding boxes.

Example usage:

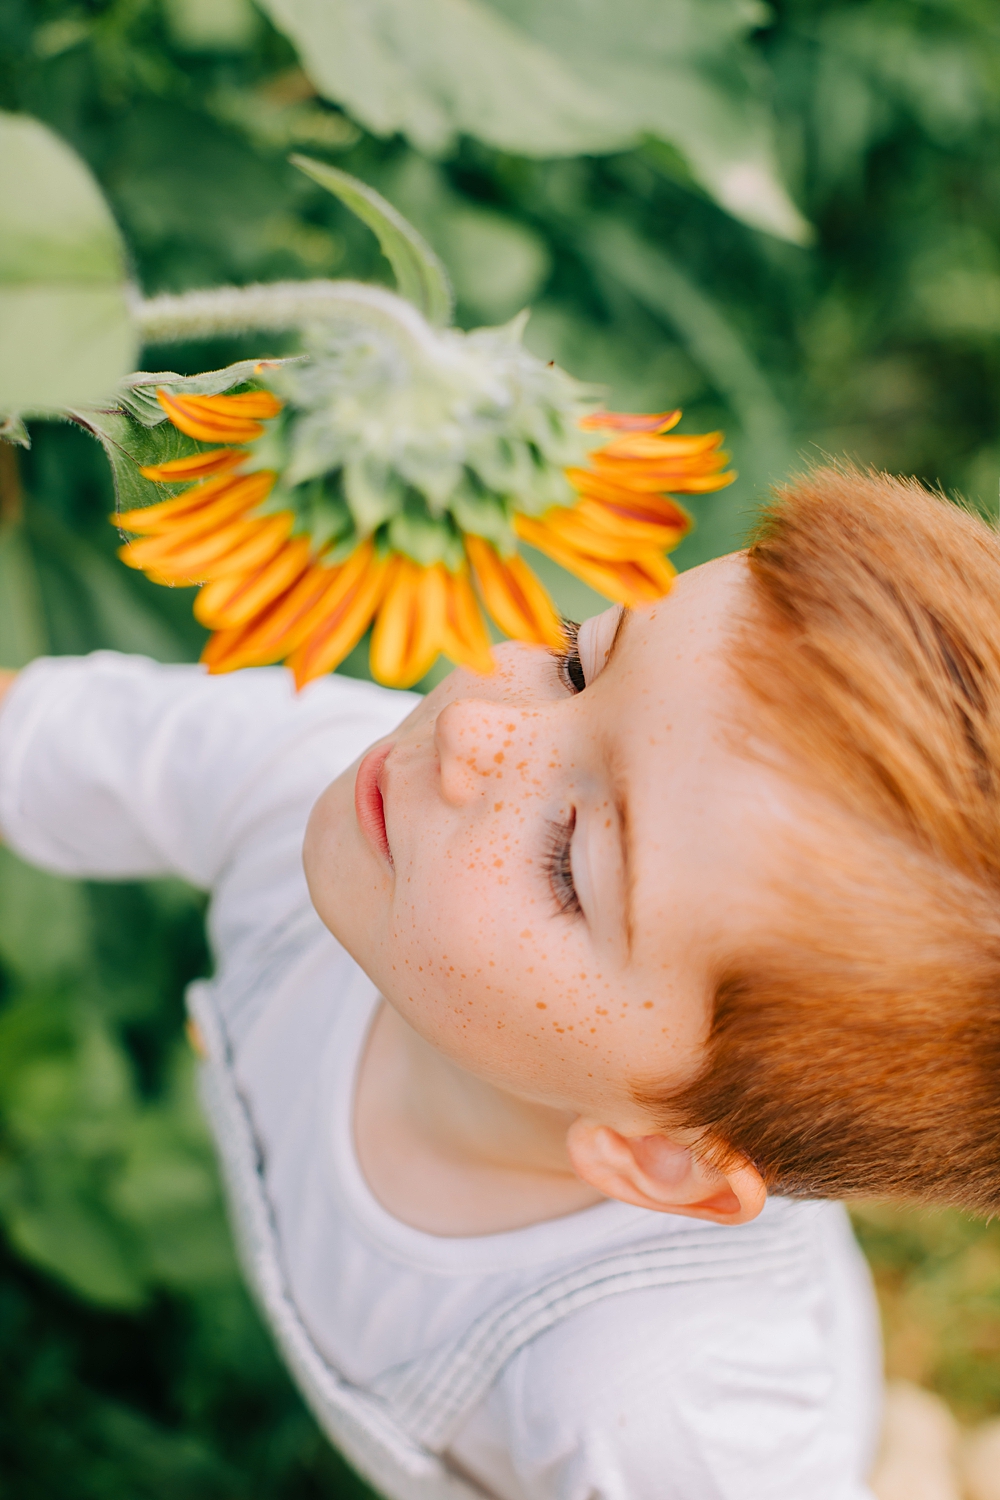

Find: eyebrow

[606,604,631,672]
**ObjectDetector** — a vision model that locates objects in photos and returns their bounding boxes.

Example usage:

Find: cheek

[382,858,619,1085]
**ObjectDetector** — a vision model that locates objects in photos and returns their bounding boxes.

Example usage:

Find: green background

[4,0,1000,1493]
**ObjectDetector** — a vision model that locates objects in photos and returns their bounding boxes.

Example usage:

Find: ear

[565,1119,766,1226]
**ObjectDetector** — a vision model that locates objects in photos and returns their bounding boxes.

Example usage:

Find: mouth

[355,742,394,866]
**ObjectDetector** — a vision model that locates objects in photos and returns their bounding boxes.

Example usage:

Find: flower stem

[132,280,432,360]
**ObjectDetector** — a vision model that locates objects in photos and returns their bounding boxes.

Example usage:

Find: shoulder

[450,1210,880,1500]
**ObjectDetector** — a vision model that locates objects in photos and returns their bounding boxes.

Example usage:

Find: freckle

[643,1001,654,1009]
[494,751,504,764]
[590,1027,596,1033]
[537,1002,547,1009]
[520,930,532,939]
[494,802,504,812]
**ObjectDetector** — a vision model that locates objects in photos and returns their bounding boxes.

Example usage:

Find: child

[4,461,995,1499]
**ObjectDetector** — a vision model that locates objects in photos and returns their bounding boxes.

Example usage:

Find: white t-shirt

[0,653,883,1500]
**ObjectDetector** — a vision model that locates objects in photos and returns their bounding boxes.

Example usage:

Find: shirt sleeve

[0,652,413,888]
[447,1245,883,1500]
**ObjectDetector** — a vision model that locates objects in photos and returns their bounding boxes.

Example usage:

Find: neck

[354,1001,606,1235]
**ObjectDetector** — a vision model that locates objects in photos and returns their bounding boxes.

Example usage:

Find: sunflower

[116,383,734,689]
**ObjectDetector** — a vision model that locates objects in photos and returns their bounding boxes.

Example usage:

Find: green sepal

[344,458,405,535]
[386,505,464,570]
[448,479,516,552]
[290,156,454,327]
[0,414,30,449]
[112,359,296,427]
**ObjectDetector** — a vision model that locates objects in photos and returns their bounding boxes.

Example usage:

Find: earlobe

[566,1119,767,1226]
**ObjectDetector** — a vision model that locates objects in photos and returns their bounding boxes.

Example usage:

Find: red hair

[648,465,1000,1212]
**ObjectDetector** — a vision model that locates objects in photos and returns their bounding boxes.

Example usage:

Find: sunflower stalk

[132,280,438,350]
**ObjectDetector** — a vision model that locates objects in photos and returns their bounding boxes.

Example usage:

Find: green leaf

[259,0,627,157]
[257,0,809,241]
[0,522,49,668]
[290,157,453,325]
[501,0,812,244]
[3,1182,148,1310]
[28,506,186,662]
[0,848,90,984]
[72,408,201,516]
[0,112,137,415]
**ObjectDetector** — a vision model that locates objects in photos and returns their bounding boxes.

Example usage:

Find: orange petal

[465,536,565,651]
[586,463,734,495]
[288,551,390,688]
[579,409,681,434]
[515,525,676,607]
[202,565,338,672]
[194,536,313,629]
[121,510,292,581]
[116,471,275,534]
[157,389,282,443]
[517,507,686,561]
[369,560,451,689]
[441,569,494,676]
[369,558,424,688]
[139,449,244,482]
[566,469,696,523]
[593,431,724,462]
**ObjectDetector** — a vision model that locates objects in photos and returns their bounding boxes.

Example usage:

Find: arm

[0,652,411,889]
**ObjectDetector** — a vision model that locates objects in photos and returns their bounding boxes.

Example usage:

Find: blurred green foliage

[4,0,1000,1490]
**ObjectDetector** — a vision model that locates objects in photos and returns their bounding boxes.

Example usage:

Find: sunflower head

[115,290,733,689]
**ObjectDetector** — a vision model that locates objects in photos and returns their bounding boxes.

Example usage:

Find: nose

[434,697,526,806]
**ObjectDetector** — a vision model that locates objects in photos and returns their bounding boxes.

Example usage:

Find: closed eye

[544,811,581,917]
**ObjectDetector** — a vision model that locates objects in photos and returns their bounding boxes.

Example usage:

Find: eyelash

[544,810,582,918]
[553,620,586,694]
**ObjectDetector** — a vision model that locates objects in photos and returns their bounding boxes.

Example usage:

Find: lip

[355,742,394,866]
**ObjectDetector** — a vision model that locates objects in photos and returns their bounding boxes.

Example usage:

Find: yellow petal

[122,510,292,582]
[139,449,244,482]
[369,557,422,688]
[440,569,494,675]
[579,409,681,434]
[288,550,389,687]
[517,508,684,561]
[593,431,724,462]
[517,524,676,606]
[466,536,565,651]
[565,469,693,529]
[202,565,338,672]
[194,536,313,629]
[157,388,282,443]
[116,471,275,535]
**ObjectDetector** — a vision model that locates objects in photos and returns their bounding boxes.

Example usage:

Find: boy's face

[305,553,803,1135]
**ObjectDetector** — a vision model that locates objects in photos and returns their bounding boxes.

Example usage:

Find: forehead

[594,554,796,969]
[603,553,752,742]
